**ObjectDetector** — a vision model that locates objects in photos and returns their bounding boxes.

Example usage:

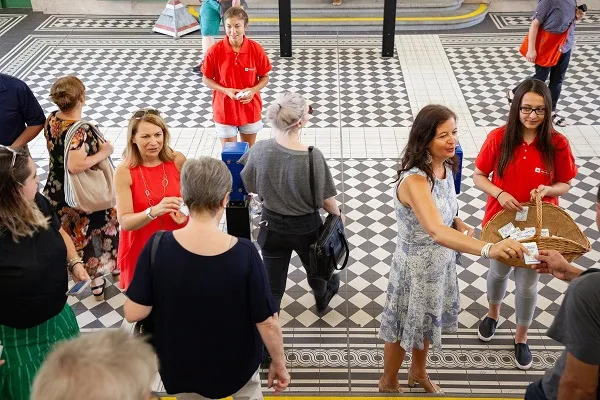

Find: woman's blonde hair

[265,91,307,133]
[123,110,175,168]
[31,330,158,400]
[49,75,85,112]
[0,148,48,242]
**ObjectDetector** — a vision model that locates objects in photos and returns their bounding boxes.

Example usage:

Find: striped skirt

[0,304,79,400]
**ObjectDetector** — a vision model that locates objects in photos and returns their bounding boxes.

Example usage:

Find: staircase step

[246,0,463,10]
[199,3,487,31]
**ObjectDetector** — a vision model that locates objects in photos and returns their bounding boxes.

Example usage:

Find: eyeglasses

[519,106,546,116]
[0,144,20,170]
[298,104,314,120]
[132,109,161,120]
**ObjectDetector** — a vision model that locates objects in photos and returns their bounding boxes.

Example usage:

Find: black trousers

[513,50,572,111]
[533,50,572,111]
[257,208,328,312]
[524,380,547,400]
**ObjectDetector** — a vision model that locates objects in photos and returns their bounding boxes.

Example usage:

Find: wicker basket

[480,193,591,268]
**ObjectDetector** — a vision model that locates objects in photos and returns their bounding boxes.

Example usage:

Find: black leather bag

[132,230,165,342]
[307,147,349,281]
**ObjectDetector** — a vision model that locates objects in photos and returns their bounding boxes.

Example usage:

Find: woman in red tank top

[114,109,187,289]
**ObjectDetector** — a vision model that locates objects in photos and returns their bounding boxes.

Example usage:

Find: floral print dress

[43,111,119,278]
[378,166,460,351]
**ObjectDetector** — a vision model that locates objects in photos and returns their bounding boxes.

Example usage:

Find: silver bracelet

[481,243,493,259]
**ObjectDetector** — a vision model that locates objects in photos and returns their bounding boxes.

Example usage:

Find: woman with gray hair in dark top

[240,91,344,314]
[124,156,289,398]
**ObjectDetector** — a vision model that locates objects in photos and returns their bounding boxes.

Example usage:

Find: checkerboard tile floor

[36,157,600,332]
[445,42,600,127]
[35,15,156,32]
[49,156,599,393]
[23,44,410,129]
[3,14,600,393]
[490,11,600,30]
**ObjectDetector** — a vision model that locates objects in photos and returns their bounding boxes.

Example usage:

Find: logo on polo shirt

[535,167,551,175]
[244,67,256,72]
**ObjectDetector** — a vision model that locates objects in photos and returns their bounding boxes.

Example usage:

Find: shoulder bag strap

[150,230,166,271]
[63,120,87,162]
[308,146,318,212]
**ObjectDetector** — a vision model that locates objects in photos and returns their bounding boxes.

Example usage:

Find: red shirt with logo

[475,126,577,226]
[202,36,272,126]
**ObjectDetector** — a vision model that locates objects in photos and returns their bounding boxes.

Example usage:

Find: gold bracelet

[67,258,84,273]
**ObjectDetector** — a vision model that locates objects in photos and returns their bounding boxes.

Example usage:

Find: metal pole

[278,0,292,57]
[381,0,397,57]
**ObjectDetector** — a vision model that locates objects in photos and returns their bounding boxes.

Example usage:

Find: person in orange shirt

[201,7,271,147]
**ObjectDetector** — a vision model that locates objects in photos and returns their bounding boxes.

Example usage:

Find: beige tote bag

[63,120,116,213]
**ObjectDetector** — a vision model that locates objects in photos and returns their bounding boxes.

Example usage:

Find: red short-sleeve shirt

[475,126,577,226]
[202,36,272,127]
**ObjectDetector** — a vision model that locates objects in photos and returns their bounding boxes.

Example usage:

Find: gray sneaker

[515,342,533,370]
[477,316,498,342]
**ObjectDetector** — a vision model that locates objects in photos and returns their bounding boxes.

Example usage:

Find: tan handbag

[63,120,116,213]
[480,193,590,268]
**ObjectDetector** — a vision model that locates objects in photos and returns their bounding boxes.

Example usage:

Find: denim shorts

[214,120,263,138]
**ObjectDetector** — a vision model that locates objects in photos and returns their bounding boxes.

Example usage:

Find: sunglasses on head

[132,109,161,120]
[0,144,22,171]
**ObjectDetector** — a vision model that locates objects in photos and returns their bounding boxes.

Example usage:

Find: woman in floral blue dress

[378,105,527,393]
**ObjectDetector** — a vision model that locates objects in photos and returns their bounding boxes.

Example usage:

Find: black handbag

[132,230,165,341]
[307,147,350,281]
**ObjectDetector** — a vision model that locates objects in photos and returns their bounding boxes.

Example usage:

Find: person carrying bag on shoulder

[509,1,587,127]
[240,91,344,315]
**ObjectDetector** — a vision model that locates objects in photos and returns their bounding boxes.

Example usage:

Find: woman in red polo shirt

[201,6,271,147]
[473,78,577,370]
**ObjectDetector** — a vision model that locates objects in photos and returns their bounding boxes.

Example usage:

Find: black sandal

[91,277,106,302]
[552,113,567,127]
[111,268,121,281]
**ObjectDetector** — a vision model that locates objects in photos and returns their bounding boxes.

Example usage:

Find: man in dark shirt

[526,184,600,400]
[509,0,586,127]
[0,73,46,148]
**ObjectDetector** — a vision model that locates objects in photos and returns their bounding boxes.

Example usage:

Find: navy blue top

[127,233,276,398]
[0,73,46,146]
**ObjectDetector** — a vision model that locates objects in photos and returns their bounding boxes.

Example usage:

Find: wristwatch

[145,207,157,220]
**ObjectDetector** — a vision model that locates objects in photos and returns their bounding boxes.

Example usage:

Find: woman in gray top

[240,91,344,313]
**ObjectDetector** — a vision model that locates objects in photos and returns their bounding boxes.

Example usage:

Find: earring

[425,150,433,164]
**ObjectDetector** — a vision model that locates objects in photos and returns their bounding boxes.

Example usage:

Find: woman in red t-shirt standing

[473,78,577,370]
[201,7,272,147]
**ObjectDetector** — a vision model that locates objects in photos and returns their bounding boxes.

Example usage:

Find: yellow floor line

[249,4,487,23]
[162,397,514,400]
